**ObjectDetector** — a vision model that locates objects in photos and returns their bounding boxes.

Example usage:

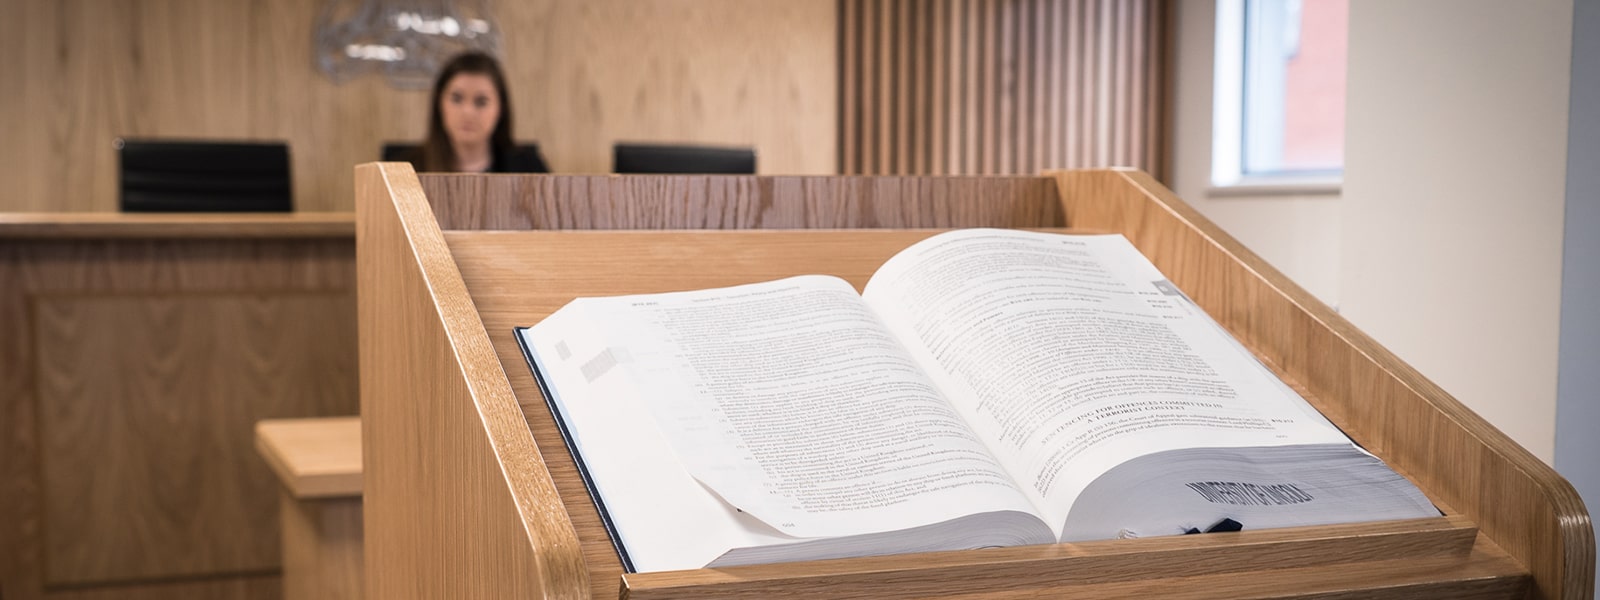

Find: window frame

[1210,0,1343,196]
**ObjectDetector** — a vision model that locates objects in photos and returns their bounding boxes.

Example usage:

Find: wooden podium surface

[255,416,364,500]
[354,164,1593,599]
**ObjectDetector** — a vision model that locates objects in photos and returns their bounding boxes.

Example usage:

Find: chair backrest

[612,143,756,174]
[117,139,293,212]
[382,142,551,173]
[381,143,418,163]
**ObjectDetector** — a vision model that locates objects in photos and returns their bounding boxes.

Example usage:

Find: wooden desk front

[0,213,358,600]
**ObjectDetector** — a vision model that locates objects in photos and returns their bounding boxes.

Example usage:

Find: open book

[514,228,1438,573]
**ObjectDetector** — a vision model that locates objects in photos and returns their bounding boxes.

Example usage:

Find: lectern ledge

[355,163,1593,599]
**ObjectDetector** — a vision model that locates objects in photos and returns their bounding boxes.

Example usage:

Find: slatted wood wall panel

[839,0,1166,176]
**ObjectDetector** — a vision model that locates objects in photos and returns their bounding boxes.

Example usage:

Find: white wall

[1342,0,1573,462]
[1169,1,1344,308]
[1556,0,1600,583]
[1172,1,1574,464]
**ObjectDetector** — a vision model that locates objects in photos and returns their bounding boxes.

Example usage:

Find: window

[1214,0,1348,189]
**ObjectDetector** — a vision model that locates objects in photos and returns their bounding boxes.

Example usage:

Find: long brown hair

[420,51,514,172]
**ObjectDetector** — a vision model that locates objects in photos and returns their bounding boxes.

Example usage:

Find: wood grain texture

[0,213,354,239]
[357,163,587,600]
[840,0,1167,177]
[280,491,363,600]
[0,230,356,600]
[1050,168,1595,600]
[40,574,282,600]
[0,0,835,213]
[617,517,1494,599]
[504,1,836,175]
[35,294,354,585]
[415,173,1064,231]
[256,417,363,499]
[624,536,1527,600]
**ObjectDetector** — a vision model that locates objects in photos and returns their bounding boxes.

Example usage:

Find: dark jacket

[491,145,550,173]
[390,143,550,173]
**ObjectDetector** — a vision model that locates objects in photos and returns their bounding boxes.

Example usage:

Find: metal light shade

[314,0,500,89]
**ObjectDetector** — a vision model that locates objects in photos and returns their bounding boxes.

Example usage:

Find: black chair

[381,142,551,173]
[612,143,756,174]
[380,142,418,164]
[116,139,293,212]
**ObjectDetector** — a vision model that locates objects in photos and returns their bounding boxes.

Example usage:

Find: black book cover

[512,327,637,573]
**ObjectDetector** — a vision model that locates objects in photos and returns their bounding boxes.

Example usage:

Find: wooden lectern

[354,163,1593,599]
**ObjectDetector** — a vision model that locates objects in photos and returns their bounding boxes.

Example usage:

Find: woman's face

[439,73,501,147]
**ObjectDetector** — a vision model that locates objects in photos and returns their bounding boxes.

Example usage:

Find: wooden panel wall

[839,0,1167,176]
[0,233,357,600]
[520,1,836,176]
[0,0,836,213]
[36,294,354,585]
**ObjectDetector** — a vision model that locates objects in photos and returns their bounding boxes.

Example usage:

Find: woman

[418,51,548,172]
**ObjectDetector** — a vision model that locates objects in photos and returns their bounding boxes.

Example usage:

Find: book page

[861,230,1352,537]
[524,275,1041,557]
[521,306,739,571]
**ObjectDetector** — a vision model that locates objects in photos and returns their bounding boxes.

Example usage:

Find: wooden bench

[255,416,364,600]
